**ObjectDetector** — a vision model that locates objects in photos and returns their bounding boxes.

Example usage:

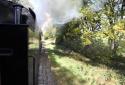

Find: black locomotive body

[0,1,37,85]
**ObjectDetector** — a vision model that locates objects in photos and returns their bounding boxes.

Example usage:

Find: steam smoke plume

[29,0,82,32]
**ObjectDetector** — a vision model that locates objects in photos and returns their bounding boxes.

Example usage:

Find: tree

[101,0,125,57]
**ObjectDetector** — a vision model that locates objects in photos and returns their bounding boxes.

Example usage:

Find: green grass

[44,39,125,85]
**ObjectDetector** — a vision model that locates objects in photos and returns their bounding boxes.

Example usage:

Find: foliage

[55,0,125,58]
[43,26,57,40]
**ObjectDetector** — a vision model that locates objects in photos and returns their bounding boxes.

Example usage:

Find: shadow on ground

[53,67,86,85]
[48,49,86,85]
[47,43,125,84]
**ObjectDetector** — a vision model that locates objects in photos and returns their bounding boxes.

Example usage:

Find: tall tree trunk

[109,39,118,57]
[111,40,115,55]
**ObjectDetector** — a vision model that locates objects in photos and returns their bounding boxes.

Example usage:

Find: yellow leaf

[83,38,92,45]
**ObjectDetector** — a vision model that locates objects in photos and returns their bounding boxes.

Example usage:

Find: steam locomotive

[0,0,36,28]
[0,1,38,85]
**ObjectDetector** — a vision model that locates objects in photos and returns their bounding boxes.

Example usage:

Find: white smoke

[29,0,82,32]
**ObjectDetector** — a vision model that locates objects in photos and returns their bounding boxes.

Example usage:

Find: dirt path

[38,40,55,85]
